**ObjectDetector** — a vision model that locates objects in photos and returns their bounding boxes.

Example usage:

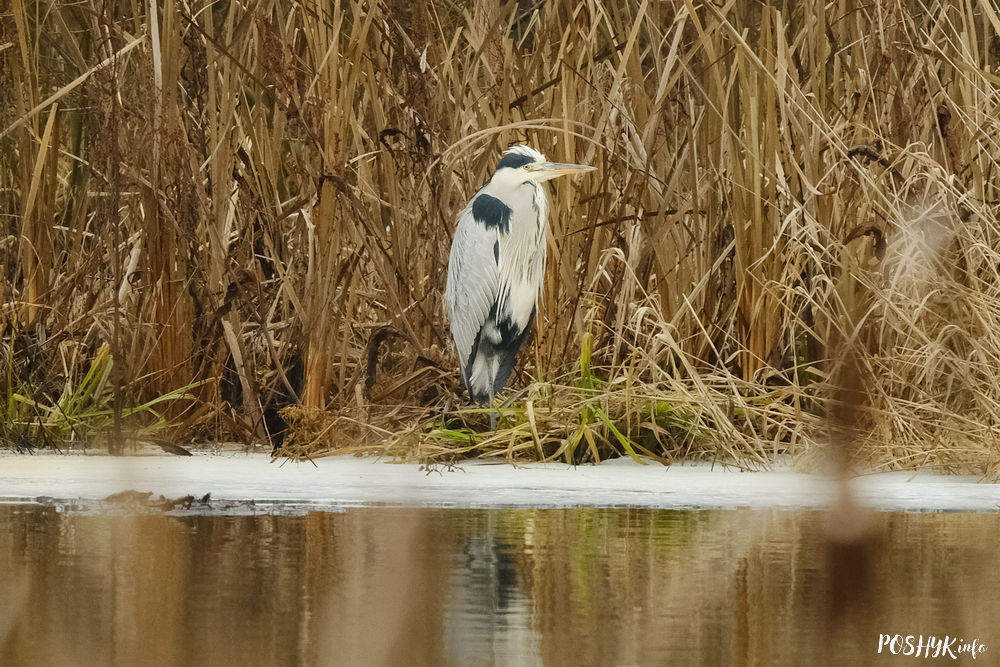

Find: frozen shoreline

[0,452,998,513]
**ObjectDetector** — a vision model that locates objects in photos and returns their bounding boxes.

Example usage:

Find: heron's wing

[447,188,547,401]
[446,199,501,376]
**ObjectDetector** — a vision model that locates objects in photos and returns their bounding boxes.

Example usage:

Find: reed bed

[2,0,999,472]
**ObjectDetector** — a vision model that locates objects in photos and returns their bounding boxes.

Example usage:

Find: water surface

[1,505,997,665]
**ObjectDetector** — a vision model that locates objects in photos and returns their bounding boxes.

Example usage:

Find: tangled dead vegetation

[3,1,999,474]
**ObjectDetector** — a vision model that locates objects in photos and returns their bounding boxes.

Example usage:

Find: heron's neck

[524,181,549,242]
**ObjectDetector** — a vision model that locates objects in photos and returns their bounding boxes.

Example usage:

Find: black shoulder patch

[496,152,536,170]
[472,194,512,234]
[493,240,499,264]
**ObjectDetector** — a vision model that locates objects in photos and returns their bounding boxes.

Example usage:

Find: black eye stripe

[496,153,536,170]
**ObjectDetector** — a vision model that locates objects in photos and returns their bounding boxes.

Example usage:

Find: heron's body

[446,146,594,407]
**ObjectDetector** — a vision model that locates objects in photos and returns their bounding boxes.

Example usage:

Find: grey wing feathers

[447,186,545,402]
[446,203,499,381]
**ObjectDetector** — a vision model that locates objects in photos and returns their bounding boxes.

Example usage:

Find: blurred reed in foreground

[2,0,999,472]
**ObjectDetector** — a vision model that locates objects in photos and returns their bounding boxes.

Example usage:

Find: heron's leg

[487,364,499,430]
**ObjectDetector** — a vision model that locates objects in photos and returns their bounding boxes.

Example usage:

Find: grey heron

[445,145,596,427]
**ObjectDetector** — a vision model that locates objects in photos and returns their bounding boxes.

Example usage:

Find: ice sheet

[0,453,997,512]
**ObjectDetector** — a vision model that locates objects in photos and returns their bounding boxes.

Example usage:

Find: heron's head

[491,145,596,186]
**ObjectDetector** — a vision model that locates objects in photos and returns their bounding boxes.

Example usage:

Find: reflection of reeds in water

[2,1,999,468]
[3,507,998,665]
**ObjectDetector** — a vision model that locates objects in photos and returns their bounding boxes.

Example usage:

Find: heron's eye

[523,164,531,169]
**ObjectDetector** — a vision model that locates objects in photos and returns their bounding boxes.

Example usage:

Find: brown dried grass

[2,0,999,472]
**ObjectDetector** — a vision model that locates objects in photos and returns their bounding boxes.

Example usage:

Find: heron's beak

[528,161,597,182]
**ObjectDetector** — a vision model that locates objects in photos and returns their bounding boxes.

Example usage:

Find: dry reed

[2,0,999,472]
